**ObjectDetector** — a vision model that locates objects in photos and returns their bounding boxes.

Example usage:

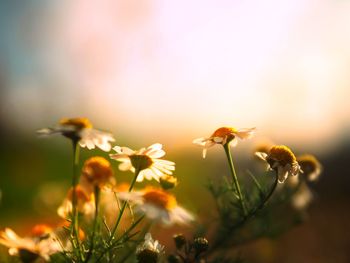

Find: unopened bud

[193,237,209,253]
[173,234,186,249]
[160,175,178,190]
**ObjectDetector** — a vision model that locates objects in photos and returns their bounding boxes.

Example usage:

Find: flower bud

[136,249,159,263]
[160,175,178,190]
[193,237,209,253]
[173,234,186,250]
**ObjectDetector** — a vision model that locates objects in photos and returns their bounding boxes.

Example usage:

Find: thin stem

[96,215,145,262]
[223,143,247,217]
[116,222,152,263]
[209,173,279,252]
[84,186,100,263]
[71,139,83,261]
[108,168,141,243]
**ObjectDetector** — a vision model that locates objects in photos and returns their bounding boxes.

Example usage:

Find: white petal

[193,137,210,146]
[277,166,289,183]
[236,127,256,139]
[255,152,267,161]
[119,161,132,171]
[202,149,207,158]
[148,149,166,159]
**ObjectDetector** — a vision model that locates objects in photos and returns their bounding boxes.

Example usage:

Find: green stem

[108,168,141,243]
[96,215,145,262]
[71,140,83,261]
[117,222,152,263]
[84,186,100,263]
[223,143,248,217]
[209,173,278,252]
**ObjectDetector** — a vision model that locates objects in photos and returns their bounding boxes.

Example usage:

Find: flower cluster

[0,120,322,263]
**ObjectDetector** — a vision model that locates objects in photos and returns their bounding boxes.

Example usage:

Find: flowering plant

[0,120,321,263]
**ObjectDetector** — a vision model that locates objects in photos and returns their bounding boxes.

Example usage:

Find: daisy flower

[57,185,95,219]
[0,225,61,262]
[255,145,302,183]
[80,156,116,194]
[37,117,115,152]
[110,143,175,182]
[193,126,256,158]
[136,233,164,263]
[297,154,322,182]
[118,187,194,226]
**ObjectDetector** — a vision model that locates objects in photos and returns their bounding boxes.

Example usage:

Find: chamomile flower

[193,126,256,158]
[297,154,322,182]
[57,185,95,219]
[110,143,175,182]
[136,233,164,263]
[80,156,116,194]
[0,225,61,262]
[118,187,194,226]
[37,117,115,152]
[255,145,302,183]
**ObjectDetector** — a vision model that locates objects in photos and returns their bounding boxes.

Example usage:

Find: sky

[1,0,350,150]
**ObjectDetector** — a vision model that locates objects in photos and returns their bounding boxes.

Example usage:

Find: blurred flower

[80,156,116,194]
[37,117,115,151]
[159,175,178,190]
[119,187,194,225]
[136,233,164,263]
[193,126,255,158]
[110,143,175,182]
[57,185,95,219]
[0,225,61,262]
[193,237,209,254]
[297,154,322,182]
[255,145,302,183]
[291,182,313,210]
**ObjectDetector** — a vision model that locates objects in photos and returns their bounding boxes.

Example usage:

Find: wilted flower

[136,233,164,263]
[118,187,194,225]
[297,154,322,182]
[57,185,95,219]
[255,145,302,183]
[80,156,116,194]
[37,117,115,152]
[291,182,313,210]
[193,126,255,158]
[0,225,61,262]
[110,143,175,182]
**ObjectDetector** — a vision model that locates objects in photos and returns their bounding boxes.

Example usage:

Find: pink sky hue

[3,0,350,150]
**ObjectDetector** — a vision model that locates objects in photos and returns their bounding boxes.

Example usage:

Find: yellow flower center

[143,189,177,210]
[211,127,237,143]
[268,145,297,166]
[82,157,114,186]
[130,154,154,171]
[297,154,321,176]
[59,117,93,129]
[30,224,52,237]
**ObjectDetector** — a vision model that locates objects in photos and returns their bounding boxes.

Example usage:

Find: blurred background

[0,0,350,262]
